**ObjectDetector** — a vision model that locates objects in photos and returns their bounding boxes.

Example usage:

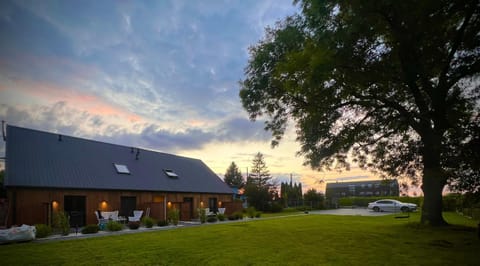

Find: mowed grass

[0,212,478,265]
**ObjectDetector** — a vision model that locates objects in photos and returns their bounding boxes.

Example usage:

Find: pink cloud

[2,78,142,123]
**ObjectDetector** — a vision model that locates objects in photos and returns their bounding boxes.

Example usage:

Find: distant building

[325,179,399,207]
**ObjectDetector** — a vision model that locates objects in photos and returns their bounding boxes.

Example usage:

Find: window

[164,169,179,179]
[114,164,130,174]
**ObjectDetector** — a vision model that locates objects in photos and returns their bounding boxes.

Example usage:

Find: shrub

[443,194,461,211]
[106,221,123,231]
[233,211,243,220]
[142,216,156,228]
[255,211,262,218]
[157,220,169,227]
[168,208,180,226]
[53,211,70,236]
[35,224,52,238]
[246,207,256,218]
[228,215,236,220]
[270,202,283,213]
[127,221,140,230]
[197,208,207,223]
[81,224,99,234]
[207,216,218,223]
[217,213,226,221]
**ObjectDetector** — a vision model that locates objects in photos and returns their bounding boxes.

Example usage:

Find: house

[3,125,237,227]
[325,179,399,207]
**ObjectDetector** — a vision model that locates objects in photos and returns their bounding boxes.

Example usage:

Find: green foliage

[207,216,217,223]
[35,224,52,238]
[281,181,303,207]
[228,211,244,220]
[224,162,245,188]
[128,221,140,230]
[248,152,272,187]
[246,207,256,218]
[240,0,480,225]
[53,211,70,236]
[445,192,480,220]
[142,216,156,228]
[157,220,169,227]
[443,194,462,212]
[81,224,99,234]
[244,153,277,212]
[168,208,180,226]
[270,202,283,213]
[106,221,123,231]
[255,211,262,218]
[303,188,325,209]
[197,208,207,223]
[217,213,225,221]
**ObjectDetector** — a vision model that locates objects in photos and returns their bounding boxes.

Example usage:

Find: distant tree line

[280,180,302,207]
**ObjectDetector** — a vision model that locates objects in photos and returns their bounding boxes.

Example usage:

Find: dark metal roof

[5,125,232,194]
[326,179,398,189]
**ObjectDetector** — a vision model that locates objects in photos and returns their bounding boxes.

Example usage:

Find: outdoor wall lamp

[167,201,172,208]
[100,200,108,210]
[52,200,59,210]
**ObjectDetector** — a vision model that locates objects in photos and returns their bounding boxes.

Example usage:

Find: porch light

[52,200,59,210]
[200,201,204,208]
[101,200,108,210]
[218,201,222,207]
[167,201,172,208]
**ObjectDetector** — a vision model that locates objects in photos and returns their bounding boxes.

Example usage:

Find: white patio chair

[128,210,143,222]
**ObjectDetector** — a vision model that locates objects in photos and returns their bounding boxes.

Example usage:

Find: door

[64,195,86,227]
[120,196,137,217]
[181,197,193,221]
[208,198,218,213]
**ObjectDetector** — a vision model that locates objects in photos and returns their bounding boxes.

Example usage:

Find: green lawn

[0,212,478,265]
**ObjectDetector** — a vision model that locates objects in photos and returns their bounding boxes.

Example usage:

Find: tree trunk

[420,133,448,226]
[421,164,448,226]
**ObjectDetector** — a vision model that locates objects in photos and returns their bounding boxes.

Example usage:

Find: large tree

[224,162,245,188]
[240,0,480,225]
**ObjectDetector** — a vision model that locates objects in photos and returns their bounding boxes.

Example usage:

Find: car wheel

[400,206,409,212]
[373,206,380,212]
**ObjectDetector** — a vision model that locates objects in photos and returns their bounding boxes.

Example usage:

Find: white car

[367,199,417,212]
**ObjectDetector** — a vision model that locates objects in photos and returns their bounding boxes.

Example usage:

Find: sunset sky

[0,0,380,193]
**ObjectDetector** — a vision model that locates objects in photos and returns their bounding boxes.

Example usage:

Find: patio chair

[128,210,143,222]
[205,208,214,216]
[218,208,226,215]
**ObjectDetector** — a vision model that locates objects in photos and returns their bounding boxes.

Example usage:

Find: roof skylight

[114,163,130,174]
[164,169,178,179]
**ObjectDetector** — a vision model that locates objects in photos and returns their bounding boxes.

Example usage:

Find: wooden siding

[6,188,233,227]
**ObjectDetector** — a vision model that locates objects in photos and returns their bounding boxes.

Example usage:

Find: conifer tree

[224,162,244,188]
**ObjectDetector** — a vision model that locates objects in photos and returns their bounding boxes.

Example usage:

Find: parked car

[367,199,417,212]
